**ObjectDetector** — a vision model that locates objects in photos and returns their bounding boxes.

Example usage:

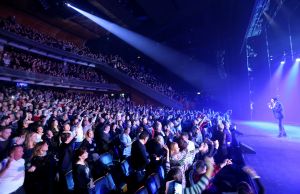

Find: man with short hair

[98,124,111,153]
[181,132,195,152]
[269,97,287,137]
[130,130,150,185]
[0,145,25,194]
[0,126,12,161]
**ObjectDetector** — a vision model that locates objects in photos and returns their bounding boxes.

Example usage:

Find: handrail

[0,67,120,91]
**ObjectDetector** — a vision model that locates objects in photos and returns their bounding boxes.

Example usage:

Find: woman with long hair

[23,132,37,162]
[25,142,55,194]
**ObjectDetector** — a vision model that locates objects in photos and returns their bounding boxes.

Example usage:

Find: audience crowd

[0,16,186,101]
[0,46,107,83]
[0,83,264,194]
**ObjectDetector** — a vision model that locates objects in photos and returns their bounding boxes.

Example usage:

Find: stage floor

[237,121,300,194]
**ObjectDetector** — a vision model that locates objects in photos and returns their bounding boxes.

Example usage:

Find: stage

[236,121,300,194]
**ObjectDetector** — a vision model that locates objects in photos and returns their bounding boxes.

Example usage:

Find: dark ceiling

[2,0,255,62]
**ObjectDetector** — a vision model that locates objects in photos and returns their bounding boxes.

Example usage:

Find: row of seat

[65,151,166,194]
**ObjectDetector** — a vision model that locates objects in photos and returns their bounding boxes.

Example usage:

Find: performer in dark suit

[268,97,287,137]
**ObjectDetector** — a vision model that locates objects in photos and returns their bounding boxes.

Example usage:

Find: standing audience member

[129,131,150,191]
[73,147,93,194]
[25,142,55,194]
[0,145,25,194]
[23,132,37,162]
[120,126,132,159]
[58,131,75,191]
[98,124,111,153]
[0,126,12,161]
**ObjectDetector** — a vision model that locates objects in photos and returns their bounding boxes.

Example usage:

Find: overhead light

[280,61,285,65]
[296,58,300,62]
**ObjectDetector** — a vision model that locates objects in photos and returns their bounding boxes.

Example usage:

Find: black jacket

[131,140,150,171]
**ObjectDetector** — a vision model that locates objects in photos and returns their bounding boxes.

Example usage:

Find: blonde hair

[24,132,36,149]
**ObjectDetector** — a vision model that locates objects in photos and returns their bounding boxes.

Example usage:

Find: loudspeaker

[239,142,256,154]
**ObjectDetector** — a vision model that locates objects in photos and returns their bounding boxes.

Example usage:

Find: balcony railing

[0,66,120,92]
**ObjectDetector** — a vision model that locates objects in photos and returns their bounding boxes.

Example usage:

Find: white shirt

[0,158,25,194]
[187,140,195,152]
[165,180,183,194]
[120,133,132,157]
[75,125,84,143]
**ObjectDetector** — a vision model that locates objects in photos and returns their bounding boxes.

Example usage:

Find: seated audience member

[165,157,214,194]
[120,126,132,159]
[0,145,25,194]
[194,140,219,161]
[185,158,232,188]
[0,126,12,161]
[73,147,93,194]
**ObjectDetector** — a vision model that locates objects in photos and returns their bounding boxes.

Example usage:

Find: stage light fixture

[65,2,70,7]
[280,61,285,65]
[296,58,300,62]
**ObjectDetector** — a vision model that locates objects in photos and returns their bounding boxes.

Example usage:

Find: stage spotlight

[296,58,300,62]
[197,92,201,95]
[66,4,217,90]
[65,2,71,7]
[280,61,285,65]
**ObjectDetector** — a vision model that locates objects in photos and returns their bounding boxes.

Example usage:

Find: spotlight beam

[67,5,219,89]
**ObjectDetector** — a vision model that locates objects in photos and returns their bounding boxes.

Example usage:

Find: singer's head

[271,97,278,102]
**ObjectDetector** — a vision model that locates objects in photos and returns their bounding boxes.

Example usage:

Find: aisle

[236,121,300,194]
